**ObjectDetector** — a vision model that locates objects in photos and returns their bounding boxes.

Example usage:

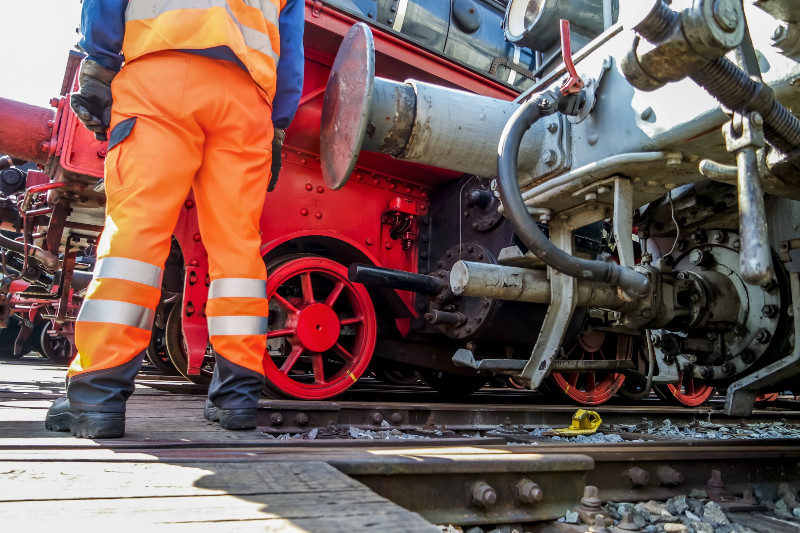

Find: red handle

[559,19,585,96]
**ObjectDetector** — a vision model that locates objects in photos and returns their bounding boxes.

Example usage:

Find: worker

[44,0,304,438]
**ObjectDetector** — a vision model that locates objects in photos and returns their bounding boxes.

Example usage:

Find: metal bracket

[724,272,800,416]
[520,220,578,388]
[723,112,774,286]
[612,177,635,268]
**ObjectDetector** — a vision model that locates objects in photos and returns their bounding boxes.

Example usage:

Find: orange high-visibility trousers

[67,51,272,412]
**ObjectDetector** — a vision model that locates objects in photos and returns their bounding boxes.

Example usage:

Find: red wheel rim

[661,372,715,407]
[549,332,632,406]
[264,257,377,399]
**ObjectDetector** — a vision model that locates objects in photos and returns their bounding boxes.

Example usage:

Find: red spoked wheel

[654,372,715,407]
[547,331,632,406]
[264,256,377,400]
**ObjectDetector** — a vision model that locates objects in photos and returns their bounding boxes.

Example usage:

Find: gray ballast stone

[702,502,730,527]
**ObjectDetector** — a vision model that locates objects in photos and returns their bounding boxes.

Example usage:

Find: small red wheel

[654,372,715,407]
[548,331,632,406]
[264,256,377,400]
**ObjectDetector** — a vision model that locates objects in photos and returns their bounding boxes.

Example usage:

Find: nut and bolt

[640,107,654,121]
[369,412,384,425]
[541,150,558,166]
[581,486,602,510]
[515,479,543,504]
[470,481,498,508]
[589,514,610,533]
[691,230,706,243]
[722,361,736,375]
[689,248,708,266]
[700,366,715,379]
[269,412,284,426]
[622,466,651,488]
[707,469,725,489]
[294,412,309,426]
[762,304,778,318]
[546,122,559,133]
[755,329,772,344]
[585,192,598,201]
[617,512,642,531]
[389,412,403,425]
[658,466,685,487]
[761,279,777,292]
[741,489,758,505]
[711,231,725,243]
[733,240,741,251]
[713,0,739,33]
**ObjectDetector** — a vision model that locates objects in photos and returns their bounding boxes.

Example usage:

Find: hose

[496,92,651,298]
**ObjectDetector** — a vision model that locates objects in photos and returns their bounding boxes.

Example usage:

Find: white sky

[1,1,83,106]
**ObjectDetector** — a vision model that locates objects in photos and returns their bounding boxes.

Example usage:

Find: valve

[559,20,585,96]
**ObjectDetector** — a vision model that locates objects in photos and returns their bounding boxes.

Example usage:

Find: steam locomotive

[0,0,798,415]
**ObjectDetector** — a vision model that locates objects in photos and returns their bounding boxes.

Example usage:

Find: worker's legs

[46,52,205,437]
[191,59,273,427]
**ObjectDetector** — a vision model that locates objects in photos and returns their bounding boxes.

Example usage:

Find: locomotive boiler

[0,0,798,416]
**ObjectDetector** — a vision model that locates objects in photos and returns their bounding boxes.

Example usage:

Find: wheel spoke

[325,281,345,307]
[301,272,315,304]
[567,373,579,387]
[333,343,354,362]
[339,316,363,326]
[311,353,327,385]
[267,327,296,339]
[272,293,299,314]
[279,345,304,373]
[586,372,596,391]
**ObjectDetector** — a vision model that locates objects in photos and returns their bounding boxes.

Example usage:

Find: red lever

[559,19,584,96]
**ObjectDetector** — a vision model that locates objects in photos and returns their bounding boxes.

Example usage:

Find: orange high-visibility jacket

[122,0,287,101]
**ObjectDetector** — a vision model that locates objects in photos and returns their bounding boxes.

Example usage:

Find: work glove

[268,128,285,192]
[70,60,116,142]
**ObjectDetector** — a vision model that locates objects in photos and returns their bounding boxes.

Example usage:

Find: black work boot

[204,399,257,430]
[45,397,125,438]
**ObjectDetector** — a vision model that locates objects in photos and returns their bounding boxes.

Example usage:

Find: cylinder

[450,260,628,309]
[363,78,547,179]
[0,98,54,164]
[504,0,610,51]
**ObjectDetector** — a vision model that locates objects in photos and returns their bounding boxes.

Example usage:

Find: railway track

[2,360,799,531]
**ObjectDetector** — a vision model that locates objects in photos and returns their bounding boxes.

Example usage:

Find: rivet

[315,212,323,219]
[300,158,308,165]
[365,238,374,246]
[97,148,107,158]
[316,186,324,193]
[305,183,313,191]
[189,259,200,267]
[300,208,309,216]
[193,233,202,242]
[184,200,194,209]
[385,242,392,249]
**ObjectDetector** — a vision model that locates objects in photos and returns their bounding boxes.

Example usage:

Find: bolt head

[713,0,739,32]
[541,150,558,166]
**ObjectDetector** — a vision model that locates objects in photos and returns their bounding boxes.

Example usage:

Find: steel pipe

[450,261,628,310]
[0,98,54,164]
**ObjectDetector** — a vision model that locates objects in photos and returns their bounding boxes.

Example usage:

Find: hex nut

[470,481,497,508]
[269,412,284,427]
[515,479,543,504]
[622,466,651,488]
[294,413,309,426]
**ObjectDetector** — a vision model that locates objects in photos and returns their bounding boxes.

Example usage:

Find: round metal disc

[320,23,375,190]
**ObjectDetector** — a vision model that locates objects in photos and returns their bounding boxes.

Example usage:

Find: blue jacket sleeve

[272,0,305,130]
[79,0,127,72]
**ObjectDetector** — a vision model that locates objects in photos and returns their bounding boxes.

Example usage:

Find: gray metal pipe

[450,260,628,310]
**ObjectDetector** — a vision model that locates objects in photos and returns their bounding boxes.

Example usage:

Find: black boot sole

[45,411,125,439]
[204,401,256,430]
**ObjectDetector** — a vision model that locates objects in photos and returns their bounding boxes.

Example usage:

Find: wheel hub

[295,303,340,353]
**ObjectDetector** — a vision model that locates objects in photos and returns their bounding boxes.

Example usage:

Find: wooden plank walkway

[0,358,442,531]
